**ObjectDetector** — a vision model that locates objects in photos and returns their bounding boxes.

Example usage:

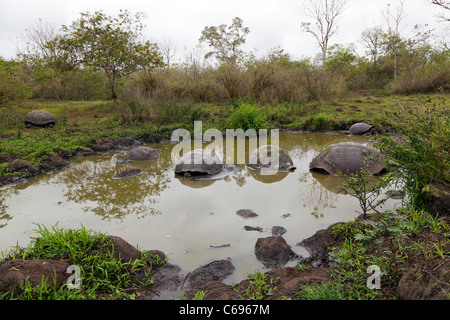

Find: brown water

[0,132,401,287]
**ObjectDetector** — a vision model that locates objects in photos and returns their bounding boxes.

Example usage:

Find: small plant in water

[338,157,391,219]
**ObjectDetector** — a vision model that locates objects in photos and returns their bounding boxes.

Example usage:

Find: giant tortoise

[246,145,296,172]
[309,142,386,175]
[174,149,224,176]
[126,146,159,161]
[24,109,56,128]
[348,122,376,136]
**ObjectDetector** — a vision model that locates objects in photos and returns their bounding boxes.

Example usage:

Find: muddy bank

[0,132,169,188]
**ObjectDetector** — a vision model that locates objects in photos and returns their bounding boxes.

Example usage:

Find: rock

[146,250,167,262]
[43,154,68,170]
[182,259,235,290]
[54,148,73,158]
[77,148,94,156]
[185,281,238,300]
[126,146,159,161]
[7,160,39,175]
[148,263,183,292]
[91,139,113,152]
[281,213,291,220]
[174,149,224,176]
[421,183,450,216]
[113,137,133,147]
[0,259,70,295]
[271,226,287,236]
[254,236,297,268]
[236,209,258,219]
[113,169,142,179]
[309,142,386,175]
[208,244,231,248]
[24,109,56,128]
[385,189,405,200]
[297,227,336,268]
[233,267,331,300]
[397,260,450,300]
[109,236,141,263]
[244,226,263,232]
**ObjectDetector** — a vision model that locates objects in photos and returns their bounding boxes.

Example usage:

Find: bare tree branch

[428,0,450,21]
[300,0,348,65]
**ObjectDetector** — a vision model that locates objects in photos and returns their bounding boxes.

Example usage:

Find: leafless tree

[15,19,61,65]
[382,0,406,80]
[360,26,384,64]
[428,0,450,21]
[159,37,177,69]
[300,0,348,66]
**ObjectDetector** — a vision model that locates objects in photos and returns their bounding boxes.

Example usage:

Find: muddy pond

[0,132,401,286]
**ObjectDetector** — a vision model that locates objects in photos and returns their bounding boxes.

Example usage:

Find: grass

[296,207,450,300]
[238,271,279,300]
[1,224,164,300]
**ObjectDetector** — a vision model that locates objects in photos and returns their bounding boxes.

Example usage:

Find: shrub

[378,100,449,208]
[228,103,265,131]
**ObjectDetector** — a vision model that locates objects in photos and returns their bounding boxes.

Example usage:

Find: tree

[360,26,384,65]
[382,0,406,80]
[53,10,163,99]
[159,37,177,69]
[16,19,61,67]
[300,0,348,66]
[199,17,250,65]
[199,17,249,99]
[428,0,450,21]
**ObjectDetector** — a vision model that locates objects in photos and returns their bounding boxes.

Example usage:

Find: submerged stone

[113,168,142,179]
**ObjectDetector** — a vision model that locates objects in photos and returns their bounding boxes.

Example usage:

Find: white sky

[0,0,448,62]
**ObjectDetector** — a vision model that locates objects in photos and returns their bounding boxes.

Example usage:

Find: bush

[0,58,32,104]
[378,100,450,208]
[228,103,265,131]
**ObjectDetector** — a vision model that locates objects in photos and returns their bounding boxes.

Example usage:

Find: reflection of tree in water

[0,185,18,229]
[54,148,173,220]
[283,132,372,216]
[0,201,12,229]
[298,172,339,216]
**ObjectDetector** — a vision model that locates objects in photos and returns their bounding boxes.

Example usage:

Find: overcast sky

[0,0,448,62]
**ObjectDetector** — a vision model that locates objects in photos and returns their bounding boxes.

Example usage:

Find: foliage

[238,271,278,300]
[199,16,250,64]
[338,164,391,219]
[378,99,450,207]
[298,206,449,300]
[51,10,163,99]
[0,58,33,104]
[228,103,265,131]
[1,224,163,300]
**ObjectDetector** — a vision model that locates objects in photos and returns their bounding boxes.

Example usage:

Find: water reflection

[52,147,174,220]
[299,172,339,214]
[248,169,289,184]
